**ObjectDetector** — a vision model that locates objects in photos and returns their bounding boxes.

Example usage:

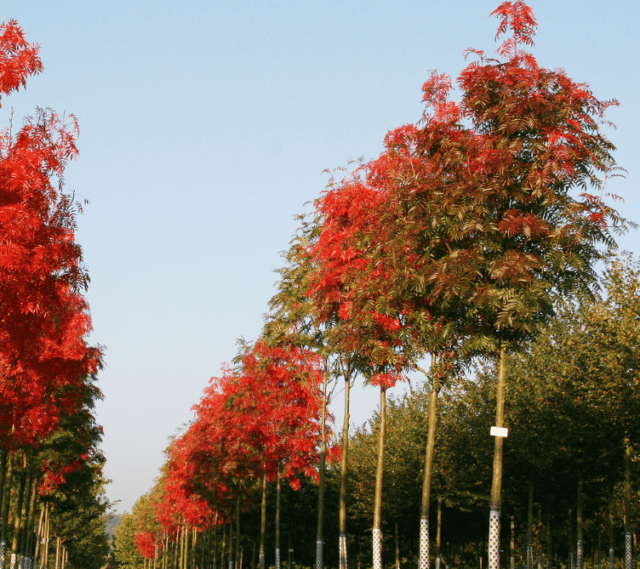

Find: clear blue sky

[2,0,638,512]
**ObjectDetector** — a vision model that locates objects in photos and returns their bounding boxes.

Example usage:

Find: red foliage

[135,531,156,559]
[156,342,327,530]
[0,18,101,449]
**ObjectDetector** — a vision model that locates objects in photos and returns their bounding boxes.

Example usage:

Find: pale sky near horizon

[1,0,638,513]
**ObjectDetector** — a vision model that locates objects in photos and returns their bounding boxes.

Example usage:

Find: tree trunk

[55,537,61,569]
[339,372,352,569]
[568,511,574,569]
[221,518,227,569]
[276,467,282,569]
[419,372,441,569]
[527,482,534,569]
[229,513,234,569]
[260,475,267,569]
[372,386,388,569]
[33,505,45,569]
[436,498,442,569]
[0,451,13,568]
[546,514,552,569]
[236,494,241,569]
[488,347,507,569]
[288,533,293,569]
[0,449,6,567]
[316,370,328,569]
[22,477,37,567]
[185,525,191,569]
[214,512,219,569]
[43,505,51,569]
[191,527,197,569]
[10,463,29,569]
[510,516,515,569]
[201,529,206,569]
[395,520,401,569]
[577,478,584,569]
[624,438,632,569]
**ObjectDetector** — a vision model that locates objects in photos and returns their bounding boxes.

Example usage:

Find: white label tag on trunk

[490,426,509,437]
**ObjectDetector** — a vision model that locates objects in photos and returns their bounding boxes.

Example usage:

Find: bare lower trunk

[229,513,234,569]
[339,373,352,569]
[395,520,400,569]
[236,495,241,569]
[192,527,197,569]
[11,465,29,569]
[260,475,267,569]
[372,386,387,569]
[276,467,281,569]
[33,505,45,568]
[0,453,12,568]
[488,348,507,569]
[436,498,442,569]
[221,518,227,569]
[624,438,632,569]
[419,373,440,569]
[510,516,515,569]
[577,478,584,569]
[316,370,328,569]
[527,482,534,569]
[22,477,37,564]
[214,512,218,569]
[43,505,51,569]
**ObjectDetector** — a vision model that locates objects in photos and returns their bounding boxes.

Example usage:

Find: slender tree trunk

[510,516,515,569]
[191,527,197,569]
[527,482,534,569]
[578,478,584,569]
[597,521,602,569]
[537,508,543,569]
[221,518,227,569]
[260,475,267,569]
[181,525,186,569]
[229,513,234,569]
[546,514,552,569]
[288,533,292,569]
[395,520,401,569]
[436,498,442,569]
[372,386,388,569]
[33,505,45,569]
[316,370,328,569]
[163,533,169,569]
[339,373,352,569]
[488,348,507,569]
[43,505,51,569]
[214,512,219,569]
[419,372,441,569]
[1,451,14,568]
[0,449,7,568]
[201,529,206,569]
[569,511,574,569]
[236,494,241,569]
[624,438,633,569]
[276,467,282,569]
[22,477,37,567]
[10,464,29,569]
[55,537,62,569]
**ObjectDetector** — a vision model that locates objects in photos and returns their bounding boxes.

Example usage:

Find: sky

[1,0,638,513]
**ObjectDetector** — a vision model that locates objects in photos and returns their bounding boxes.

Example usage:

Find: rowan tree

[307,3,627,567]
[0,17,102,451]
